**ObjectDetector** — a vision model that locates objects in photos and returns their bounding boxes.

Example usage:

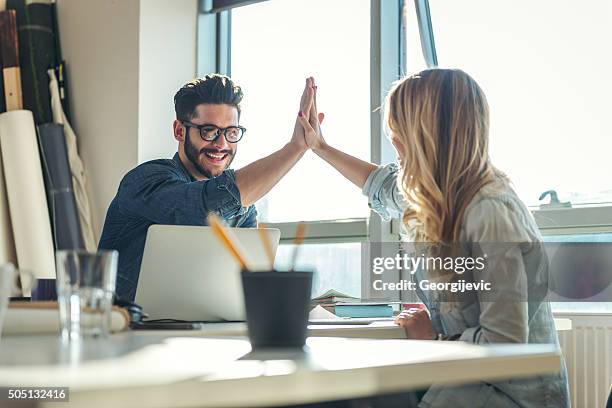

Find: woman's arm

[313,143,378,189]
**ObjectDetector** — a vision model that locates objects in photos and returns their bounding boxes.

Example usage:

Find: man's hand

[395,308,437,340]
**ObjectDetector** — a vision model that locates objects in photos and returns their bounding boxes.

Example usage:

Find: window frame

[199,0,404,299]
[200,0,268,14]
[535,207,612,236]
[197,1,231,75]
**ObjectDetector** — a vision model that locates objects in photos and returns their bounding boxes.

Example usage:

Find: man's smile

[201,148,231,164]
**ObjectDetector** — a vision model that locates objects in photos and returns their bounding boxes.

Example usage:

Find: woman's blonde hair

[386,68,504,243]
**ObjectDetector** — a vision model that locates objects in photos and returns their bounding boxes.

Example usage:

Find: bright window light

[275,242,361,297]
[231,0,371,222]
[427,0,612,208]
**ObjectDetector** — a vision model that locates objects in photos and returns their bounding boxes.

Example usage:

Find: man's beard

[184,132,235,179]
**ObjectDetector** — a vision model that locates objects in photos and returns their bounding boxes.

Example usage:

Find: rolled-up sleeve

[237,205,258,228]
[119,164,245,224]
[362,163,407,221]
[203,169,245,218]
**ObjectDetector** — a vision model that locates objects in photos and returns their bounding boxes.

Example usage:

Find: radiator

[555,313,612,408]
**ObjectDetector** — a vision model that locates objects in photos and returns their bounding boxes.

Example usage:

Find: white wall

[57,0,197,240]
[138,0,197,163]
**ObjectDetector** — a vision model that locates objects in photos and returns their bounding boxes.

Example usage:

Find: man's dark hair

[174,74,243,122]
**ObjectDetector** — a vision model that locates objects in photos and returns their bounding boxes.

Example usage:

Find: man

[99,74,315,300]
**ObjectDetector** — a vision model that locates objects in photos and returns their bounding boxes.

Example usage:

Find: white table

[0,332,562,408]
[129,317,570,340]
[127,320,406,340]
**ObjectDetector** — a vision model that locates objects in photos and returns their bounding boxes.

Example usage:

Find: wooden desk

[0,333,561,408]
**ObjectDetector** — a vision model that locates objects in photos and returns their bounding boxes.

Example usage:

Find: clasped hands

[395,307,437,340]
[290,77,327,154]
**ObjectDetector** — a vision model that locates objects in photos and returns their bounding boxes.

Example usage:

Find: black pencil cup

[241,270,313,349]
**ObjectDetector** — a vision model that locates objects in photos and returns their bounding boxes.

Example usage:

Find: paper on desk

[2,302,129,335]
[309,305,342,320]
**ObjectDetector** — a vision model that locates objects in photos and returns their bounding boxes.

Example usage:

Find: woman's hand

[297,77,326,152]
[395,308,437,340]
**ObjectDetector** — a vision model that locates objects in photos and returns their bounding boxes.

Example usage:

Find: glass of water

[55,250,118,340]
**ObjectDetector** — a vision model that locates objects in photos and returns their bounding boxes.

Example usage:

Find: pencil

[207,212,251,271]
[257,223,275,270]
[289,222,307,271]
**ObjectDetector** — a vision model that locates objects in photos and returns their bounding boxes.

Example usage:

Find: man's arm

[234,77,315,207]
[234,142,305,206]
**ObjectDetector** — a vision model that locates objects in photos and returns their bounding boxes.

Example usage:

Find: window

[426,0,612,209]
[204,0,404,298]
[402,0,434,73]
[275,243,362,297]
[199,1,612,310]
[423,0,612,311]
[543,233,612,313]
[230,0,371,223]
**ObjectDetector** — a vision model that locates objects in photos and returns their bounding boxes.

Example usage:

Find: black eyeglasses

[182,121,246,143]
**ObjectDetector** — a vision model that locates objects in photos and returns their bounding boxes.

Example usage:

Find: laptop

[136,224,281,322]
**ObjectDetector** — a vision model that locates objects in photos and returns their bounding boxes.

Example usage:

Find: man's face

[181,104,239,179]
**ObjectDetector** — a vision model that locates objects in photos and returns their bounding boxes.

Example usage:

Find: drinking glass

[55,250,118,340]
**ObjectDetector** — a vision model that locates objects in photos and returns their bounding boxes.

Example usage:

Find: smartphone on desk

[131,321,205,330]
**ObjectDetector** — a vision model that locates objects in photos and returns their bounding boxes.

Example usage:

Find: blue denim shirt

[99,153,257,301]
[363,163,570,408]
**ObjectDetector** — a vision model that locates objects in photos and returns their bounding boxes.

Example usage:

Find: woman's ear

[391,135,407,164]
[173,120,185,142]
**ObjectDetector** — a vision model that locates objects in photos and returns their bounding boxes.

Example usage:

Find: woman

[297,69,569,407]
